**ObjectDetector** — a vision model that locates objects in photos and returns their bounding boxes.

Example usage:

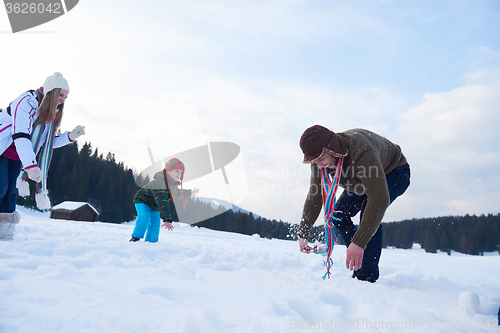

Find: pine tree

[423,230,438,253]
[438,230,451,255]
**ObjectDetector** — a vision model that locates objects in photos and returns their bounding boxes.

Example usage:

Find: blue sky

[146,1,499,93]
[1,0,500,224]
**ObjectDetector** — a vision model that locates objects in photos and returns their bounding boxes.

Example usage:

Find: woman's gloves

[69,125,85,141]
[27,167,42,182]
[24,125,85,183]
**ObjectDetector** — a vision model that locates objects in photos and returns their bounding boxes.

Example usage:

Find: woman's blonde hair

[34,88,64,130]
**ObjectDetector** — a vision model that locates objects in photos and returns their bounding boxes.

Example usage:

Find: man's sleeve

[350,153,390,249]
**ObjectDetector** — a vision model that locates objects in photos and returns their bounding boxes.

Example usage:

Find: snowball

[458,291,480,313]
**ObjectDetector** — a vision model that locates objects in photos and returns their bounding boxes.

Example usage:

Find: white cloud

[394,72,500,219]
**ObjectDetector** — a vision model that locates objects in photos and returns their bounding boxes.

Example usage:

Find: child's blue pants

[131,203,161,242]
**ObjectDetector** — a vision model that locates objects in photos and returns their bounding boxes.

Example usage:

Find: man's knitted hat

[164,158,185,181]
[299,125,348,163]
[43,72,70,94]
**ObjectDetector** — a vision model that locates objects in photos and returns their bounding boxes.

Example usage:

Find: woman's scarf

[17,121,56,210]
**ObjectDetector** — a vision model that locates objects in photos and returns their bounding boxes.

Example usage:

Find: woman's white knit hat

[43,72,70,93]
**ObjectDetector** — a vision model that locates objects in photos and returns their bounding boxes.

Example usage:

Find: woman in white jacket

[0,72,85,239]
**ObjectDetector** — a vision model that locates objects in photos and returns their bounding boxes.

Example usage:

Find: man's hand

[298,237,313,253]
[346,243,364,271]
[162,222,174,231]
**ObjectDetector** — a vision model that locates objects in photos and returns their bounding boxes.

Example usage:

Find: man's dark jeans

[332,163,410,282]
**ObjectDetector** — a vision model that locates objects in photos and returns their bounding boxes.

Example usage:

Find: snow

[1,207,499,333]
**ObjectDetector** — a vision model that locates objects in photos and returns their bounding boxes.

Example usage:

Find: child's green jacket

[133,171,173,222]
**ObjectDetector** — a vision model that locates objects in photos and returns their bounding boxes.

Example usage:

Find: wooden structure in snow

[50,201,99,222]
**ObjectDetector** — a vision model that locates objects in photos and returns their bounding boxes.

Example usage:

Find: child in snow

[0,72,85,240]
[130,158,199,242]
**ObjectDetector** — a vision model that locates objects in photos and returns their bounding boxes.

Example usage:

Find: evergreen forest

[17,142,499,255]
[16,141,298,238]
[17,142,138,223]
[382,215,500,255]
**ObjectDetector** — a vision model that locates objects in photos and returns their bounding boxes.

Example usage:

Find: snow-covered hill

[0,207,499,333]
[195,196,260,218]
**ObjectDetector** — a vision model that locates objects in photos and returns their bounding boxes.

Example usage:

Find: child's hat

[164,158,185,180]
[164,158,188,209]
[43,72,70,94]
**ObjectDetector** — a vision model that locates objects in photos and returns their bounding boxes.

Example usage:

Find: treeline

[179,198,332,242]
[17,142,139,223]
[180,198,299,240]
[15,141,302,240]
[382,214,500,255]
[308,215,499,255]
[16,142,500,255]
[194,210,500,256]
